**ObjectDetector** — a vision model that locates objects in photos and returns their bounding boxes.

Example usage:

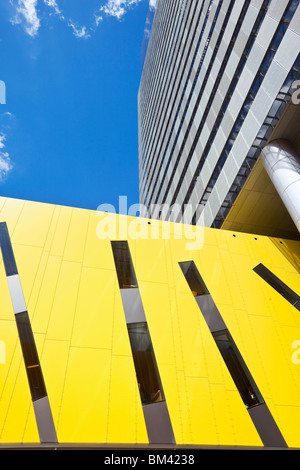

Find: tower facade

[138,0,300,237]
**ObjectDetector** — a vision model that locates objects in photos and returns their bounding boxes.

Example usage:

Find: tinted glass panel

[111,241,138,289]
[16,311,47,402]
[179,261,208,296]
[213,330,264,409]
[0,222,18,276]
[254,263,300,310]
[127,322,164,405]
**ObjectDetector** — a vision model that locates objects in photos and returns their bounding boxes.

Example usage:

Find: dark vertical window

[0,222,18,276]
[15,312,47,402]
[0,222,47,403]
[254,263,300,310]
[0,221,57,442]
[128,322,164,405]
[179,261,209,296]
[111,241,138,289]
[179,260,265,410]
[213,330,264,409]
[111,241,175,445]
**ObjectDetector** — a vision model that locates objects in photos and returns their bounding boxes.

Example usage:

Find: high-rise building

[138,0,300,240]
[1,0,300,451]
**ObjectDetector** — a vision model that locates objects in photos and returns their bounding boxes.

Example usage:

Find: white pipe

[261,139,300,233]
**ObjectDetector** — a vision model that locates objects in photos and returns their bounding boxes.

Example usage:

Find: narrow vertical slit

[179,260,287,448]
[254,263,300,310]
[0,222,57,444]
[111,240,175,444]
[127,322,165,406]
[15,311,47,402]
[212,329,264,409]
[111,240,138,289]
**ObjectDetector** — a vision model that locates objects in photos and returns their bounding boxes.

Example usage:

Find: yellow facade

[0,196,300,447]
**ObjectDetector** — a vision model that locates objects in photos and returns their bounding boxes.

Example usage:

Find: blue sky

[0,0,155,212]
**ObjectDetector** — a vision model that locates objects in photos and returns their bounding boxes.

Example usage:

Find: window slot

[0,222,18,276]
[111,240,175,444]
[15,311,47,402]
[0,221,57,443]
[127,322,165,406]
[180,261,264,409]
[254,263,300,310]
[111,241,138,289]
[179,260,287,447]
[179,261,208,296]
[213,330,264,409]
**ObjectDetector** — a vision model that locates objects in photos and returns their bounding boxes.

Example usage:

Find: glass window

[179,261,209,296]
[270,23,288,51]
[260,51,273,76]
[254,263,300,310]
[15,311,47,402]
[127,322,164,405]
[0,222,18,276]
[283,0,298,23]
[111,241,138,289]
[213,330,264,409]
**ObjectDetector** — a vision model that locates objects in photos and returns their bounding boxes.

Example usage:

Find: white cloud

[11,0,147,38]
[0,134,6,149]
[99,0,143,20]
[0,152,13,177]
[68,21,91,39]
[43,0,62,16]
[149,0,157,9]
[0,134,13,181]
[43,0,91,38]
[95,14,103,27]
[11,0,40,37]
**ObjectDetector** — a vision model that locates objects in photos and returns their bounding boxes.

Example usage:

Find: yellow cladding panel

[138,281,176,366]
[135,239,169,283]
[0,198,25,233]
[0,265,14,321]
[83,212,116,270]
[11,245,43,310]
[48,205,73,257]
[39,339,70,427]
[107,355,148,444]
[71,267,116,349]
[46,261,82,341]
[0,197,299,448]
[0,317,39,443]
[31,255,62,333]
[63,208,90,263]
[57,347,111,443]
[11,200,55,248]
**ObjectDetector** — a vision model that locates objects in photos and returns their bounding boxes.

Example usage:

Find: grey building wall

[138,0,300,227]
